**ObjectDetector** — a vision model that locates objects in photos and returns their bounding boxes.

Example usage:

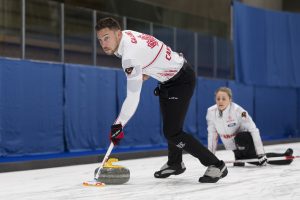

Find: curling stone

[94,158,130,185]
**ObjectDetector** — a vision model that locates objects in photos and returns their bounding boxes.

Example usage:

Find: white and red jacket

[206,102,265,155]
[113,30,184,126]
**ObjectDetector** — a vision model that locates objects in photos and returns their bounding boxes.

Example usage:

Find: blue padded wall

[176,29,195,67]
[64,64,118,151]
[254,86,298,140]
[0,58,64,156]
[234,1,300,87]
[1,57,300,159]
[228,81,254,117]
[115,70,163,149]
[196,78,228,143]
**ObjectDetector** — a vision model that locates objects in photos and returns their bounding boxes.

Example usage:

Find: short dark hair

[95,17,121,31]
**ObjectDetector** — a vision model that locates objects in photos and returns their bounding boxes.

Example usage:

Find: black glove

[153,86,160,96]
[257,154,268,166]
[110,124,124,145]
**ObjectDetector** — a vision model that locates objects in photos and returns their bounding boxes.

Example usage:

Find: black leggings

[158,62,220,167]
[234,132,293,165]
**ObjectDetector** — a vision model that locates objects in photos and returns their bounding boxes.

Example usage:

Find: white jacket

[206,102,265,155]
[114,30,184,126]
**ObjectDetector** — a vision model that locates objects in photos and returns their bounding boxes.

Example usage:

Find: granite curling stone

[94,158,130,185]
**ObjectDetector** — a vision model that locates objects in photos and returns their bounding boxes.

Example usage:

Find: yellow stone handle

[104,158,123,168]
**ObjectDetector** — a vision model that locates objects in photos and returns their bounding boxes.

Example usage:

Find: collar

[114,31,124,58]
[218,103,231,118]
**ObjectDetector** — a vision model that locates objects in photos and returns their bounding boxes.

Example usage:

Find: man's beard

[103,48,114,55]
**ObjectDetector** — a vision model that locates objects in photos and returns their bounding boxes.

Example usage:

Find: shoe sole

[199,167,228,183]
[154,168,186,178]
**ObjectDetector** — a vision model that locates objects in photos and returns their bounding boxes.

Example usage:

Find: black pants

[234,132,293,165]
[158,62,220,167]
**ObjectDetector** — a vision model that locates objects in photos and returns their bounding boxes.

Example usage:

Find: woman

[206,87,293,166]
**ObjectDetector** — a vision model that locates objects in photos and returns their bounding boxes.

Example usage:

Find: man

[95,17,228,183]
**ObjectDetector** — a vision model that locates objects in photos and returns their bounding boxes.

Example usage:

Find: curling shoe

[284,148,293,156]
[199,160,228,183]
[154,162,186,178]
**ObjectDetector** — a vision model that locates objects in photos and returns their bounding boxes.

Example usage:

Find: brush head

[82,179,106,187]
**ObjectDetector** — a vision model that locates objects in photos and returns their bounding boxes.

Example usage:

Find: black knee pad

[234,132,253,148]
[234,132,257,159]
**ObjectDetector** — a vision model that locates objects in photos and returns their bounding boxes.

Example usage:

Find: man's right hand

[110,124,124,145]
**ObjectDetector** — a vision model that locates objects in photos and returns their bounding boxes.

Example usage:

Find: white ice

[0,142,299,200]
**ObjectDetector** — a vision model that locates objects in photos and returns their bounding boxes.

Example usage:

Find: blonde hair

[215,87,233,100]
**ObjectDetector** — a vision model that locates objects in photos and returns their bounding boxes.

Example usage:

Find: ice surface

[0,142,299,200]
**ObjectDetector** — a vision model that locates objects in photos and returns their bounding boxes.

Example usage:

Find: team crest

[125,67,134,75]
[241,112,247,118]
[228,123,236,127]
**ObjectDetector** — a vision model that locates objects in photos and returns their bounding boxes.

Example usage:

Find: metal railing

[0,0,234,79]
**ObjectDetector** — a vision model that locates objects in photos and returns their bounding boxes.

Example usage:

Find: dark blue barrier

[0,58,64,156]
[153,24,174,50]
[176,28,195,66]
[64,64,118,151]
[1,57,300,160]
[228,81,254,117]
[254,86,298,140]
[234,1,300,87]
[196,78,228,143]
[115,70,164,149]
[197,34,214,77]
[216,38,232,79]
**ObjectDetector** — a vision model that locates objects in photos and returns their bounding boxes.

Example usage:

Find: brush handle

[225,155,299,163]
[95,142,114,179]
